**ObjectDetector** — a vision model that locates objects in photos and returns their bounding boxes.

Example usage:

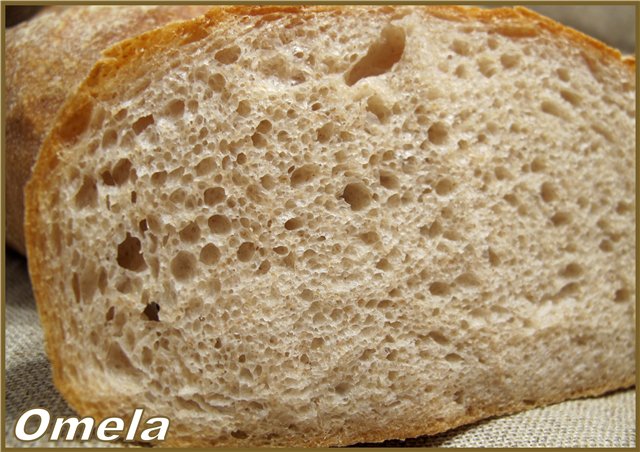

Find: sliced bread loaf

[6,5,209,254]
[25,5,635,447]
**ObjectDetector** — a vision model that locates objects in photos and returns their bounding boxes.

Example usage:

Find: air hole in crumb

[208,73,226,92]
[367,95,391,123]
[614,288,631,302]
[454,64,467,78]
[504,193,518,205]
[237,242,256,262]
[101,170,115,186]
[179,222,201,243]
[379,171,400,189]
[557,67,570,81]
[488,248,500,266]
[141,347,153,367]
[256,119,272,134]
[231,430,248,439]
[143,302,160,321]
[200,244,221,265]
[170,251,197,281]
[215,46,241,64]
[429,331,450,345]
[106,306,115,321]
[551,211,572,226]
[204,187,226,205]
[560,262,584,278]
[342,183,372,211]
[102,129,118,148]
[494,166,512,180]
[616,201,632,214]
[557,282,579,298]
[541,100,568,119]
[429,281,450,296]
[132,115,154,135]
[256,260,271,275]
[477,57,496,77]
[428,122,448,145]
[435,178,454,196]
[112,158,133,185]
[345,25,406,86]
[164,99,185,117]
[445,353,463,363]
[273,246,288,255]
[316,122,334,143]
[75,176,97,208]
[208,215,231,234]
[425,220,442,237]
[251,132,267,148]
[284,217,304,230]
[500,53,520,69]
[455,272,480,286]
[117,233,146,272]
[359,231,379,244]
[334,382,351,396]
[540,182,557,203]
[261,175,276,190]
[237,100,251,116]
[560,89,581,106]
[239,368,252,382]
[531,157,546,172]
[451,39,471,56]
[151,171,167,185]
[290,165,318,186]
[170,189,186,204]
[599,239,613,252]
[196,157,216,176]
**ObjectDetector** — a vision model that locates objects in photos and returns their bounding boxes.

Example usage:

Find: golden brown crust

[6,5,209,254]
[24,5,635,447]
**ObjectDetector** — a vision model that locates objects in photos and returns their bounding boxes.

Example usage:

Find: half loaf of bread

[25,5,635,447]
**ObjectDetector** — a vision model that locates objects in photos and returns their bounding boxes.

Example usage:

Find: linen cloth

[4,250,635,447]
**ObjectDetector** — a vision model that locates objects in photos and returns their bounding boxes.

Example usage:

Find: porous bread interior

[31,6,635,447]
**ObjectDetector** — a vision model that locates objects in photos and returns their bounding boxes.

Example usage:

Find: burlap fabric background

[3,4,637,448]
[4,251,636,447]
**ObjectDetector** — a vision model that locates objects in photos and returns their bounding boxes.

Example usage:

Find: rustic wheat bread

[25,5,635,447]
[6,5,209,254]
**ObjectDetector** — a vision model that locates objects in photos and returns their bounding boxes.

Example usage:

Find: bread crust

[24,5,635,447]
[6,5,209,254]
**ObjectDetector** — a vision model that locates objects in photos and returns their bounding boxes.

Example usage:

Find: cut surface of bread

[25,5,635,447]
[6,5,209,254]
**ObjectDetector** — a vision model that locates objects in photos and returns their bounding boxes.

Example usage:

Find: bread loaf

[25,5,635,447]
[6,5,209,254]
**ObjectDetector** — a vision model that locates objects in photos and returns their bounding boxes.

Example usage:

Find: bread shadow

[351,418,492,448]
[5,248,36,310]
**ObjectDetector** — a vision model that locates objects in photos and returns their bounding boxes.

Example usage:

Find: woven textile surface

[4,251,636,447]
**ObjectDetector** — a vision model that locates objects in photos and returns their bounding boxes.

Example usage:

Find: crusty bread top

[6,5,209,254]
[24,5,635,447]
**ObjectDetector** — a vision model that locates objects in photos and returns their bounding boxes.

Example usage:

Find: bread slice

[25,5,635,447]
[6,5,209,254]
